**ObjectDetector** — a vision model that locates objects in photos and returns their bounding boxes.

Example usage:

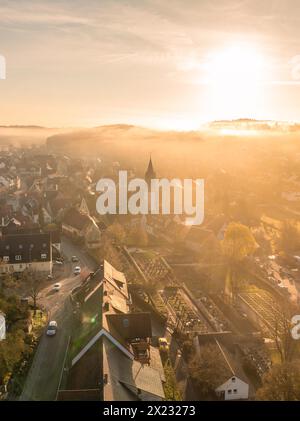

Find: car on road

[74,266,81,275]
[46,321,58,336]
[55,260,64,265]
[53,283,61,292]
[158,337,169,353]
[72,256,79,262]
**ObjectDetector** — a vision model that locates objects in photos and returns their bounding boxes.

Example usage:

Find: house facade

[215,376,249,401]
[0,232,52,274]
[62,207,101,249]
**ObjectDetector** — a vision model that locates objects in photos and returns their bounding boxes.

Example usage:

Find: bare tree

[270,301,298,364]
[22,270,44,316]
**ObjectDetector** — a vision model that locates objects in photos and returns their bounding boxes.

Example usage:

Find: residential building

[0,232,52,274]
[62,207,101,249]
[215,376,249,401]
[58,261,165,401]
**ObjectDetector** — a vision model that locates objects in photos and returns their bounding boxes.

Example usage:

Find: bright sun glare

[205,44,267,120]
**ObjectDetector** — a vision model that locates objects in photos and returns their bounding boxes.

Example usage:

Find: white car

[46,321,57,336]
[74,266,81,275]
[53,283,61,292]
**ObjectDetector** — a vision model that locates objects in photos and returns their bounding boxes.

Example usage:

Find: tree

[22,271,43,316]
[256,361,300,400]
[278,220,300,255]
[222,222,256,299]
[98,237,123,271]
[0,295,30,327]
[188,343,231,399]
[0,330,26,385]
[106,222,126,244]
[270,302,297,364]
[127,224,149,247]
[0,272,19,293]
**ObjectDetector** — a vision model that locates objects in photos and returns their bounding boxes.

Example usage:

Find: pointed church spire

[145,154,156,185]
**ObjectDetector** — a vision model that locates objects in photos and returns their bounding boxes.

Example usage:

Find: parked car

[47,274,53,280]
[158,337,169,352]
[53,283,61,292]
[46,321,57,336]
[74,266,81,275]
[55,260,63,265]
[72,256,79,262]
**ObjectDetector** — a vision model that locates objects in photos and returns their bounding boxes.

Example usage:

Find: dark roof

[106,312,152,340]
[62,208,91,231]
[0,232,51,264]
[49,197,70,216]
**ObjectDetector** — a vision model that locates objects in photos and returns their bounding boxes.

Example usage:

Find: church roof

[145,156,156,181]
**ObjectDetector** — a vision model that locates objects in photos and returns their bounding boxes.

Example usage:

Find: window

[233,389,237,393]
[123,318,130,328]
[232,377,236,382]
[15,255,22,261]
[3,256,9,262]
[41,253,47,259]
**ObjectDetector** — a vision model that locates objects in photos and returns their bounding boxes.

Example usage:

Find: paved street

[19,236,97,401]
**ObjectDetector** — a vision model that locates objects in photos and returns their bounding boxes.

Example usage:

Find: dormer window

[5,245,9,250]
[3,256,9,262]
[41,253,47,259]
[123,318,129,328]
[232,377,236,382]
[19,244,23,249]
[30,244,34,248]
[15,255,22,261]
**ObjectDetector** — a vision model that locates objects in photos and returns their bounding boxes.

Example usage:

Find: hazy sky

[1,0,300,129]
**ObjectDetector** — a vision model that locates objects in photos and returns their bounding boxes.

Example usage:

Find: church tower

[145,155,156,186]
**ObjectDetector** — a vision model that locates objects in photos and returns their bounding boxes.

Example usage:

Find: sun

[207,44,265,87]
[204,43,267,120]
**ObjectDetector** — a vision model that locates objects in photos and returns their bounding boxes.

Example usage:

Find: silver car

[46,321,58,336]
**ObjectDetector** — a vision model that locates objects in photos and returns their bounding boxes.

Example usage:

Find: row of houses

[58,261,165,401]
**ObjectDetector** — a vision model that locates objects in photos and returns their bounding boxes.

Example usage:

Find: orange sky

[0,0,300,129]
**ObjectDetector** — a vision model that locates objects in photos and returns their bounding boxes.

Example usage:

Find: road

[19,236,97,401]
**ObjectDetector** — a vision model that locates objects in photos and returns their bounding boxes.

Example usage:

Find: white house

[0,311,5,340]
[215,376,249,401]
